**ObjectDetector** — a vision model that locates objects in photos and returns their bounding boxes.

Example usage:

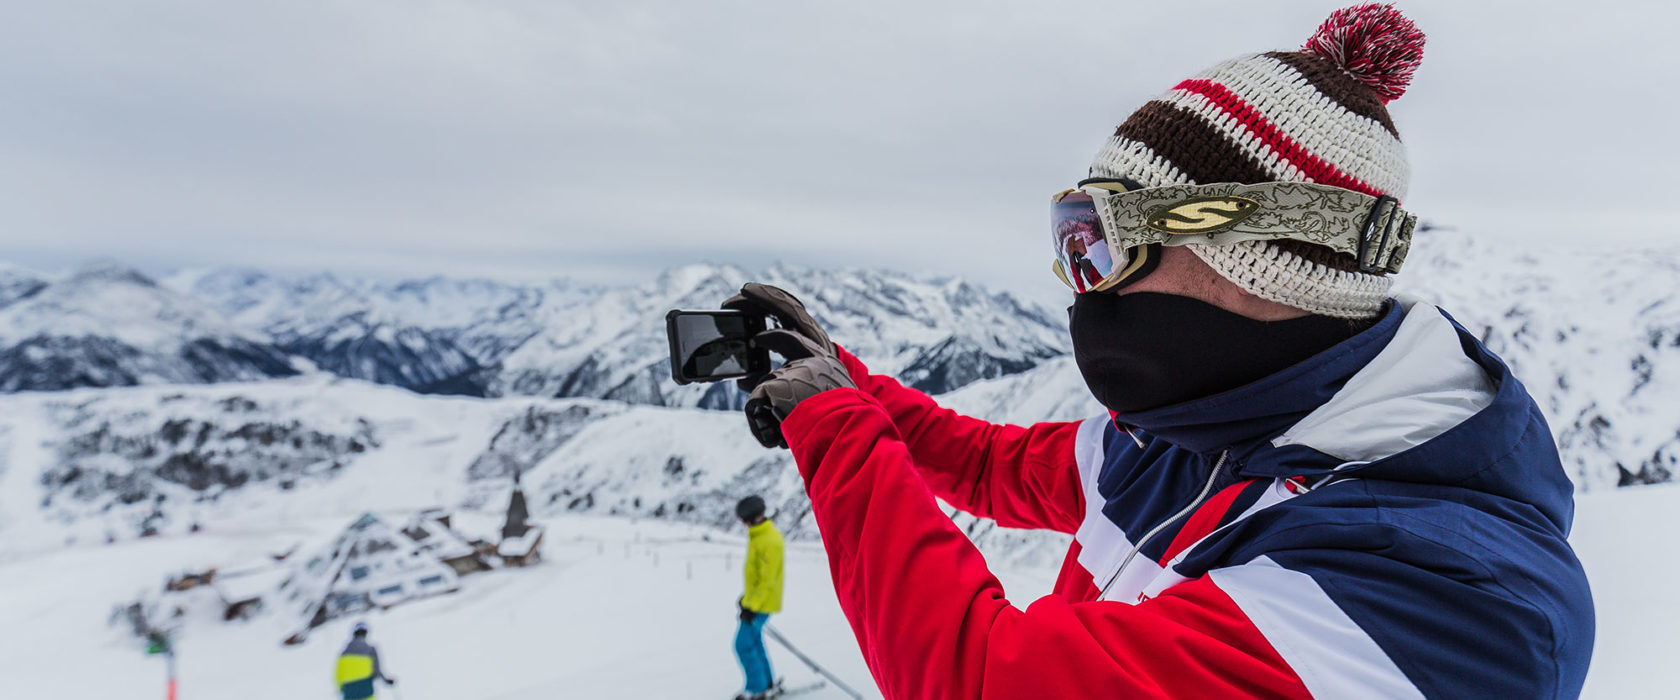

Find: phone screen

[666,310,768,384]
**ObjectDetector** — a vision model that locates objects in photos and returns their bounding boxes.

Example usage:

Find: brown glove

[744,330,855,449]
[724,283,835,392]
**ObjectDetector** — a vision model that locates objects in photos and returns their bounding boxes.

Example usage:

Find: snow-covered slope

[0,263,48,309]
[0,378,503,545]
[938,356,1102,425]
[0,373,1082,570]
[0,264,297,392]
[0,378,784,547]
[1398,234,1680,491]
[0,487,1672,700]
[0,515,900,699]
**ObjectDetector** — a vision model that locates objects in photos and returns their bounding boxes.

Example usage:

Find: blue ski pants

[735,611,774,693]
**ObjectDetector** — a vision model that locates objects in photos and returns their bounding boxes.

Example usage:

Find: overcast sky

[1,0,1675,300]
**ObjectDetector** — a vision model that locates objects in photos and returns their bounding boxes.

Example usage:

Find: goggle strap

[1356,195,1402,273]
[1096,181,1417,276]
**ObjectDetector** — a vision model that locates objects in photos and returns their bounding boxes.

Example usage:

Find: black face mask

[1069,292,1361,414]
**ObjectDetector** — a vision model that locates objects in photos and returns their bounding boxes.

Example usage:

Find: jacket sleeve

[781,389,1313,700]
[835,346,1087,534]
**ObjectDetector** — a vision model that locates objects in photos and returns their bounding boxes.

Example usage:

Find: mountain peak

[66,261,159,288]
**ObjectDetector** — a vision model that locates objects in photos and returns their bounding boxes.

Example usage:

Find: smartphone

[665,309,772,385]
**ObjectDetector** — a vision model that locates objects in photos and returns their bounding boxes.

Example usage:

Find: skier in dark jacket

[725,4,1594,699]
[336,622,396,700]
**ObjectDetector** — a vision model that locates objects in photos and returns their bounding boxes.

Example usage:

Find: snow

[0,488,1669,698]
[1398,235,1680,489]
[938,356,1102,424]
[0,328,1665,696]
[212,567,288,605]
[1571,483,1680,698]
[0,262,267,349]
[0,240,1676,696]
[0,516,888,699]
[272,512,465,645]
[157,260,1069,404]
[497,525,542,558]
[403,512,481,562]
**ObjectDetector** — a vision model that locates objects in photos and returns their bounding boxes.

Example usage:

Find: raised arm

[724,282,1089,534]
[836,346,1088,533]
[781,389,1315,700]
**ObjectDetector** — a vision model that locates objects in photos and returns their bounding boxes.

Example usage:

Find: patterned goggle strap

[1099,181,1416,275]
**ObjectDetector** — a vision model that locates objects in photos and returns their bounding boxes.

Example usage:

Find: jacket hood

[1121,298,1574,534]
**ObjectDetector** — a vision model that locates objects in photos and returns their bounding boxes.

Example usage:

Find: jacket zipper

[1097,450,1229,601]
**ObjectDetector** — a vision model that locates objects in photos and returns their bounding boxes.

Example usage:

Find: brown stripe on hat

[1264,51,1400,138]
[1114,101,1276,186]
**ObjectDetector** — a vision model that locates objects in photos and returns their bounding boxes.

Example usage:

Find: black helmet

[735,496,766,522]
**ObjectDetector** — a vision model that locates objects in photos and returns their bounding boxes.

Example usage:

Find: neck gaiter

[1069,292,1362,414]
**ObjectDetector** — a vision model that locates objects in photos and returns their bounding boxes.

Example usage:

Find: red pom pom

[1302,3,1426,103]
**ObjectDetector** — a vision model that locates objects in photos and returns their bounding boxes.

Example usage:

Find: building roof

[497,524,545,558]
[273,512,460,643]
[212,567,289,604]
[401,511,479,561]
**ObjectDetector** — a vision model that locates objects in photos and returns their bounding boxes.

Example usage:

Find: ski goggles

[1051,179,1418,293]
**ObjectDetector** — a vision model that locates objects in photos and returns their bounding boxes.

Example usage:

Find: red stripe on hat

[1173,79,1388,198]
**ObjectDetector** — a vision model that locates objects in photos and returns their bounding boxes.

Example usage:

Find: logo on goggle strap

[1144,196,1261,235]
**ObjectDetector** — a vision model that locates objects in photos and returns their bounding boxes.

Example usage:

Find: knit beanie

[1090,3,1425,319]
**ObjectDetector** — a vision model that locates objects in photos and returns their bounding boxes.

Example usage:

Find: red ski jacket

[778,302,1592,699]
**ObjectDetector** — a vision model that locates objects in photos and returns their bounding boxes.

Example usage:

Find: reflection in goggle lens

[1052,191,1115,293]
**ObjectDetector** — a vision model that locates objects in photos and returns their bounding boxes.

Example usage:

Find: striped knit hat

[1091,3,1425,318]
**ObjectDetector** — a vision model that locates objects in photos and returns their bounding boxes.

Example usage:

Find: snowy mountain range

[151,262,1069,405]
[0,263,298,392]
[1396,236,1680,491]
[0,235,1677,556]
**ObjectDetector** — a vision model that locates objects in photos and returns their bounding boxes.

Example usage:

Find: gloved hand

[739,605,756,623]
[723,283,836,391]
[743,330,855,449]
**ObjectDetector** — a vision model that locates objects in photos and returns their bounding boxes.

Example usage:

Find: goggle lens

[1051,190,1116,293]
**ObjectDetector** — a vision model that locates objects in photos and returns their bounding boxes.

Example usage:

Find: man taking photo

[726,4,1593,698]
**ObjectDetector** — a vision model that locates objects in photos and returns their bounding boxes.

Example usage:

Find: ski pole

[166,647,177,700]
[763,625,865,700]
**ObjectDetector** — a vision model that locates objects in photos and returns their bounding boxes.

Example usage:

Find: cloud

[0,0,1675,299]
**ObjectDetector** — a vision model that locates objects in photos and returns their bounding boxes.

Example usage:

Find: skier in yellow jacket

[734,495,784,700]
